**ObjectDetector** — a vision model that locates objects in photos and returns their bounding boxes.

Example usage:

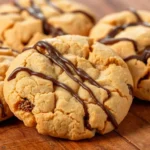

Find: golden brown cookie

[0,42,18,121]
[0,0,95,52]
[90,9,150,101]
[4,35,133,140]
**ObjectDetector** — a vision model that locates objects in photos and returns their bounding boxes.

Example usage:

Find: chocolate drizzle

[129,8,143,22]
[100,38,138,52]
[124,46,150,64]
[1,0,95,24]
[45,0,95,24]
[12,0,95,37]
[99,21,150,51]
[99,22,150,42]
[8,40,118,129]
[71,10,95,24]
[99,8,150,64]
[8,67,91,128]
[14,0,65,37]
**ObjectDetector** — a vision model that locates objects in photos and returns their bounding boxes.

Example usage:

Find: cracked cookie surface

[90,9,150,101]
[0,43,17,121]
[4,35,133,140]
[0,0,95,52]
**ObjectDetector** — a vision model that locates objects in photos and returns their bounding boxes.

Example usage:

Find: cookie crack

[53,109,84,136]
[55,109,80,124]
[110,90,129,100]
[6,38,130,134]
[98,118,108,134]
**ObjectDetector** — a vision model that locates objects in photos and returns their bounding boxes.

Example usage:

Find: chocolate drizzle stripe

[71,10,95,24]
[32,41,116,126]
[26,43,105,93]
[14,0,65,37]
[45,0,95,24]
[99,8,150,64]
[99,22,150,42]
[100,38,138,52]
[124,55,141,62]
[8,67,91,129]
[1,0,95,24]
[32,41,111,97]
[102,23,139,39]
[13,0,95,37]
[7,68,86,105]
[129,8,143,22]
[124,46,150,64]
[7,67,86,112]
[99,9,150,45]
[8,40,118,128]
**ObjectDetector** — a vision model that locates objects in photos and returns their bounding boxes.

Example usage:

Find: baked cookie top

[0,0,95,52]
[90,9,150,101]
[4,35,133,140]
[0,42,17,121]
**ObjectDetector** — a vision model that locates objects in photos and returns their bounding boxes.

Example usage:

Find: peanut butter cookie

[0,0,95,52]
[0,42,17,121]
[4,35,133,140]
[90,9,150,101]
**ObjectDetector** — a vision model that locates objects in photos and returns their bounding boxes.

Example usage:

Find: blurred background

[76,0,150,19]
[1,0,149,19]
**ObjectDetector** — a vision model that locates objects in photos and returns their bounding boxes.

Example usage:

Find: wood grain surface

[0,0,150,150]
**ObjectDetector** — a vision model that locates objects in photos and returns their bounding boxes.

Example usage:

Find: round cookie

[0,43,17,121]
[0,0,95,52]
[4,35,133,140]
[90,9,150,101]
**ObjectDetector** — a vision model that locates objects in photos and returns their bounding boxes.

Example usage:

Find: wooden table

[1,0,150,150]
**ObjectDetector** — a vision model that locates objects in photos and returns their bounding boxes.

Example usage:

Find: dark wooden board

[0,0,150,150]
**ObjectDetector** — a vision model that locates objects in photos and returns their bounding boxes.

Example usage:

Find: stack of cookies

[0,0,149,140]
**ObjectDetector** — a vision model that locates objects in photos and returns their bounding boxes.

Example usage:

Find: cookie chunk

[4,35,133,140]
[0,42,17,121]
[90,9,150,101]
[0,0,95,52]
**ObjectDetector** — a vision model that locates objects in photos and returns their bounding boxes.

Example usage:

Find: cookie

[0,42,17,121]
[4,35,133,140]
[90,9,150,101]
[0,0,95,52]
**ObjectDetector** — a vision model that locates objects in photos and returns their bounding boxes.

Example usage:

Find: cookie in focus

[4,35,133,140]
